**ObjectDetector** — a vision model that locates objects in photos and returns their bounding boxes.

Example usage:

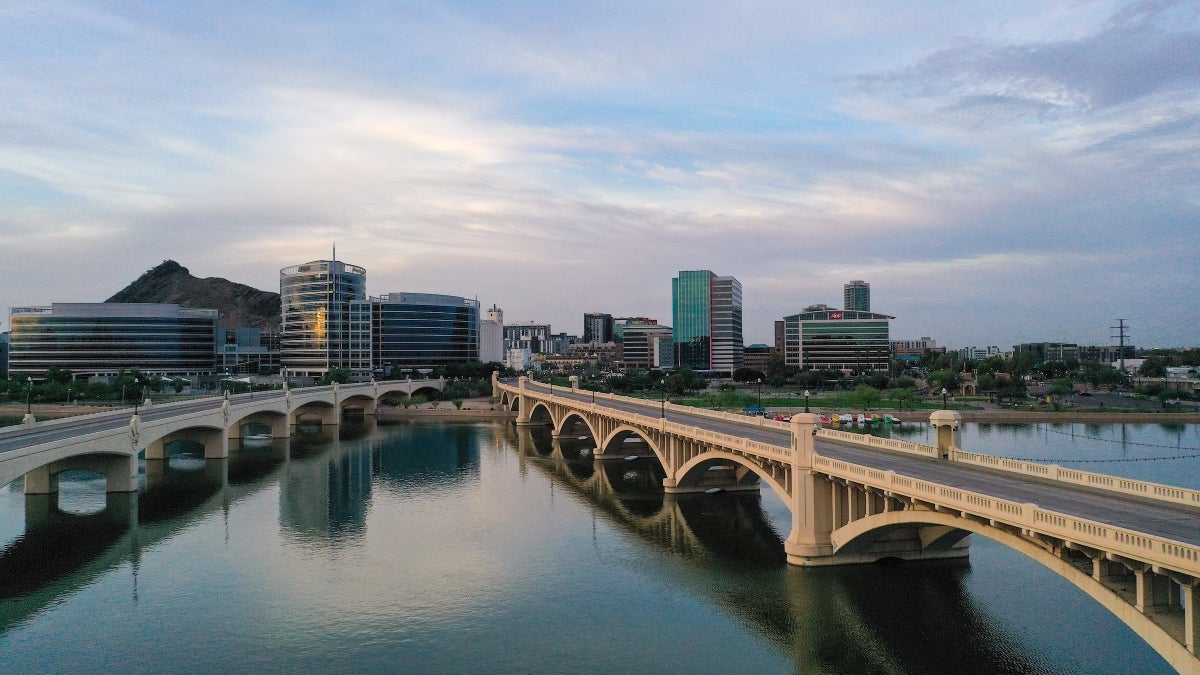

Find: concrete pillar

[1184,583,1200,654]
[204,433,229,459]
[491,371,500,400]
[144,438,168,460]
[516,376,534,425]
[569,375,579,392]
[929,410,962,458]
[22,413,37,424]
[830,482,844,528]
[105,455,139,493]
[24,465,57,494]
[784,413,834,564]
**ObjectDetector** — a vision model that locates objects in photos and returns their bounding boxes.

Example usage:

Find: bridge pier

[784,413,836,564]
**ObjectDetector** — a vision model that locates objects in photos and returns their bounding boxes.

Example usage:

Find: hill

[106,260,280,331]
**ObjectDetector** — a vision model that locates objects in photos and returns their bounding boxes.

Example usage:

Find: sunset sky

[2,1,1197,348]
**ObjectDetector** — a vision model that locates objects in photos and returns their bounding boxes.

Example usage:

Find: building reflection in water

[279,419,481,546]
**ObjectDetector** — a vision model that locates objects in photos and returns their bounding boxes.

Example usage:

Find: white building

[480,305,504,364]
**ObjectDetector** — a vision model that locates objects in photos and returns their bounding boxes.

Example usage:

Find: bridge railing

[518,385,796,465]
[949,448,1200,510]
[814,455,1200,577]
[816,427,941,459]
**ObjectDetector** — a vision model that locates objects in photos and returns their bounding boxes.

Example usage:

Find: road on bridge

[523,382,1200,548]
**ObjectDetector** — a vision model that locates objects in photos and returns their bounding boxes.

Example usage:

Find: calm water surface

[2,419,1196,673]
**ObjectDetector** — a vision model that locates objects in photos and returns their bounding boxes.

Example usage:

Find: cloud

[863,1,1199,121]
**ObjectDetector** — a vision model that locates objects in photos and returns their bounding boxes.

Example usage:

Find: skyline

[2,2,1197,348]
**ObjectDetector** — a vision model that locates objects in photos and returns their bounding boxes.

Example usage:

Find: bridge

[494,374,1200,671]
[0,378,444,496]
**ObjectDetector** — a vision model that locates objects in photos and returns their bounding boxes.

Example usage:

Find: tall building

[781,308,893,373]
[480,305,504,364]
[671,270,743,372]
[583,312,614,344]
[8,303,219,380]
[844,280,870,312]
[280,259,371,377]
[372,292,480,373]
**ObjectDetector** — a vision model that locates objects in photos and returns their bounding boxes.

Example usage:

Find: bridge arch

[527,401,554,426]
[834,510,1196,670]
[675,450,789,503]
[554,412,598,441]
[598,425,661,462]
[142,424,228,460]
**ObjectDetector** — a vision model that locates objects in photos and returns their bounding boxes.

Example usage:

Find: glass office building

[372,292,480,373]
[280,260,371,376]
[782,308,893,373]
[672,270,742,372]
[8,303,218,380]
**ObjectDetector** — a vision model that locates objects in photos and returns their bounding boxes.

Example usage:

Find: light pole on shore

[804,389,810,413]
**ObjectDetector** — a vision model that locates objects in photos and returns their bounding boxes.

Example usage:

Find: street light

[757,378,762,410]
[941,387,948,409]
[67,387,72,406]
[804,389,810,413]
[660,377,666,418]
[25,376,33,415]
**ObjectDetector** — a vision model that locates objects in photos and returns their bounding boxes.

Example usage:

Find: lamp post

[941,387,948,409]
[25,377,33,415]
[804,389,810,413]
[757,378,762,411]
[660,377,666,418]
[67,387,72,406]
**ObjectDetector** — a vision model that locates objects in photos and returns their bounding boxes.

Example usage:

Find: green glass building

[672,270,742,372]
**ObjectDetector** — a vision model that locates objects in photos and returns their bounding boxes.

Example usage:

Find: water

[1,420,1193,673]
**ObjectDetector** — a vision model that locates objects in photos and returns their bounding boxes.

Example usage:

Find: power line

[1041,425,1200,451]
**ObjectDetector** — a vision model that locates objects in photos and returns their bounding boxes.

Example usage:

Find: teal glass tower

[672,270,743,372]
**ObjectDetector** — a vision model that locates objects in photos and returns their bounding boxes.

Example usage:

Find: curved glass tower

[280,260,370,376]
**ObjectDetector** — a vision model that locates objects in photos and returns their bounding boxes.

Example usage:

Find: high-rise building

[480,305,504,364]
[844,280,870,312]
[583,312,614,344]
[671,270,743,372]
[280,259,371,377]
[781,307,893,373]
[372,292,480,373]
[8,303,218,380]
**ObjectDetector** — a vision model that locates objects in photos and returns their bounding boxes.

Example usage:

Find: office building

[622,324,673,369]
[781,307,893,373]
[220,327,281,375]
[372,292,480,373]
[280,259,372,377]
[844,280,870,312]
[8,303,219,380]
[583,313,614,344]
[744,344,772,373]
[672,270,743,372]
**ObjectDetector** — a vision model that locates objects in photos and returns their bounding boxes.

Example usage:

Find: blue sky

[1,1,1197,349]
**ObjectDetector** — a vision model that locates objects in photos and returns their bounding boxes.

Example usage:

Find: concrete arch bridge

[0,378,444,498]
[495,375,1200,672]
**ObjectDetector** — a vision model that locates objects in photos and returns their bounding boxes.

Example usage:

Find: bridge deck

[525,383,1200,548]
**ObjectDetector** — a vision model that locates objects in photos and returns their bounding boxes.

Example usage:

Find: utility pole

[1111,319,1129,373]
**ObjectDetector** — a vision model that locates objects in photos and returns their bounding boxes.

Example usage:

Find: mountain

[106,260,280,331]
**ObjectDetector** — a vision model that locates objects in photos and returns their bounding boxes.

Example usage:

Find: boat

[242,433,272,447]
[856,414,866,425]
[704,487,724,494]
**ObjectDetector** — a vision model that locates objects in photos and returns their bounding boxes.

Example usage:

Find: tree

[319,367,352,385]
[732,367,765,383]
[893,387,918,410]
[1139,357,1167,378]
[853,385,882,410]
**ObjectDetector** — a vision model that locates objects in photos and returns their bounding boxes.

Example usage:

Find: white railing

[814,455,1200,576]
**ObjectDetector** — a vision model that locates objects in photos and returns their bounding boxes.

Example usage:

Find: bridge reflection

[507,424,1067,673]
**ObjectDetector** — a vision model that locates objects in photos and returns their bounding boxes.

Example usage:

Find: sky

[1,1,1197,349]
